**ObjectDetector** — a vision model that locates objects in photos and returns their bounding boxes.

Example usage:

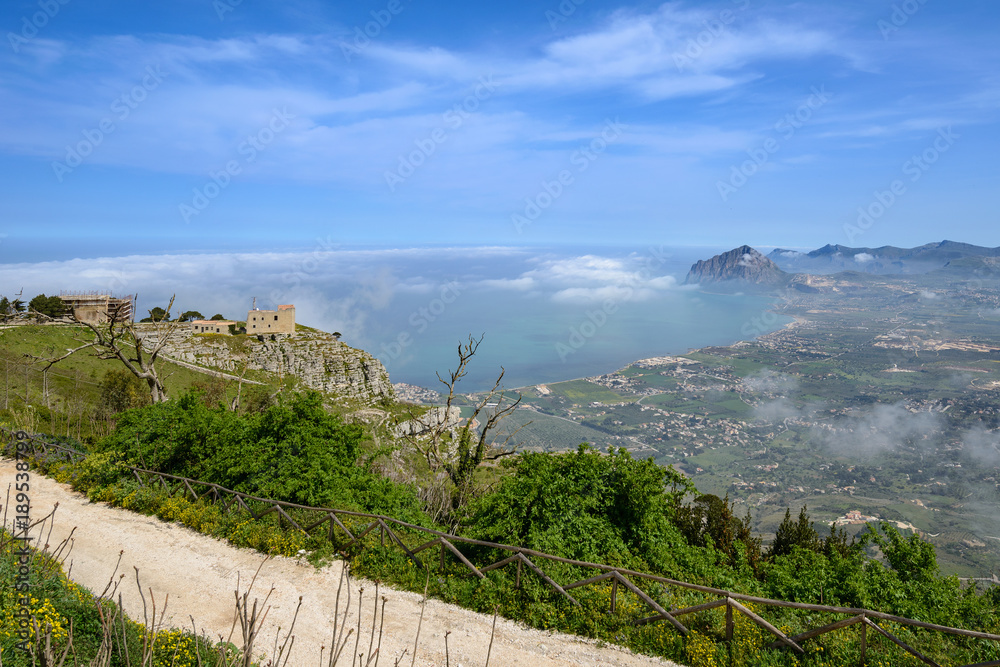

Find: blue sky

[1,0,999,261]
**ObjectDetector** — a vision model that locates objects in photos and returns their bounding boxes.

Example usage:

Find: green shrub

[95,390,428,522]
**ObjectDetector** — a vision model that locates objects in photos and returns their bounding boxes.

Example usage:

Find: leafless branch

[47,294,182,402]
[400,334,526,523]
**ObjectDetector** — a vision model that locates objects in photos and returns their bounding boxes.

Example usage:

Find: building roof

[191,319,236,326]
[278,304,295,310]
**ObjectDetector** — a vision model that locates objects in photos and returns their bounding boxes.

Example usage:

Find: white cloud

[754,398,801,423]
[0,246,523,328]
[854,252,875,263]
[818,402,943,459]
[503,5,842,100]
[647,276,678,289]
[527,255,635,284]
[365,44,476,79]
[552,286,641,303]
[0,247,688,336]
[0,4,856,178]
[963,427,1000,466]
[480,277,536,291]
[508,254,681,303]
[744,369,798,395]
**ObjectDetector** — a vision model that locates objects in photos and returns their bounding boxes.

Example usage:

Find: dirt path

[158,353,266,385]
[2,459,681,667]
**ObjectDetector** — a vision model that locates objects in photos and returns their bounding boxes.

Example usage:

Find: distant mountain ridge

[684,245,788,287]
[769,240,1000,275]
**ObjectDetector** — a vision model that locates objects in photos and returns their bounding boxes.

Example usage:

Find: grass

[493,410,619,452]
[0,324,266,440]
[0,324,218,397]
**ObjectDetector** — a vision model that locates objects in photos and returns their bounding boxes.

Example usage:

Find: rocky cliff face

[162,329,393,403]
[394,406,462,438]
[685,245,788,286]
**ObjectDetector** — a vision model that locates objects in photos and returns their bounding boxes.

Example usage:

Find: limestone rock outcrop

[160,329,393,403]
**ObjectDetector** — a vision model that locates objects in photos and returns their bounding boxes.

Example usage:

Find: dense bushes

[464,445,1000,645]
[12,398,1000,666]
[95,390,428,522]
[468,446,704,572]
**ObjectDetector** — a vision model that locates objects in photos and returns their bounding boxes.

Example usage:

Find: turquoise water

[350,246,790,392]
[379,291,787,391]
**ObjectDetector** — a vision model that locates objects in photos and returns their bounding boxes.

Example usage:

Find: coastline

[513,296,806,392]
[395,294,807,399]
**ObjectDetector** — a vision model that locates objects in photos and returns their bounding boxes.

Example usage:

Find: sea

[347,245,791,392]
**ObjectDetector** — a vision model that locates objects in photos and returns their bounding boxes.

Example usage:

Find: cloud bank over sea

[0,245,786,390]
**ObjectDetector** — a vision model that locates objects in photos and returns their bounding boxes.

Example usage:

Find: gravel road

[2,459,681,666]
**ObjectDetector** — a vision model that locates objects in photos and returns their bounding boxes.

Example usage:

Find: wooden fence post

[610,576,618,614]
[726,597,734,643]
[860,612,867,667]
[726,598,734,667]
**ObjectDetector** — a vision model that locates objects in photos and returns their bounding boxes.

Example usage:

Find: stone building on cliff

[247,304,295,336]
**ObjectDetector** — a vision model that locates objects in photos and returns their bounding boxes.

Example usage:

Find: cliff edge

[161,328,393,403]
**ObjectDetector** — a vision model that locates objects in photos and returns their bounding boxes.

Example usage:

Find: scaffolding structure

[59,291,135,323]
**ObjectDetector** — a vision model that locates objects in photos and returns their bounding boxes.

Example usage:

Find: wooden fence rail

[3,428,1000,667]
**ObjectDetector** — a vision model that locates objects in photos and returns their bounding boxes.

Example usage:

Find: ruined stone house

[60,291,135,323]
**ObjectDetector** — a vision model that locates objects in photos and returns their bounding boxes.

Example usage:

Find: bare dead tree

[43,295,181,403]
[404,334,527,518]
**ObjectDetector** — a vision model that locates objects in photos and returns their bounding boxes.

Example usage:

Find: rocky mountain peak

[684,246,787,286]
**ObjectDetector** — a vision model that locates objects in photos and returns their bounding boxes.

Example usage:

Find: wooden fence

[4,428,1000,667]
